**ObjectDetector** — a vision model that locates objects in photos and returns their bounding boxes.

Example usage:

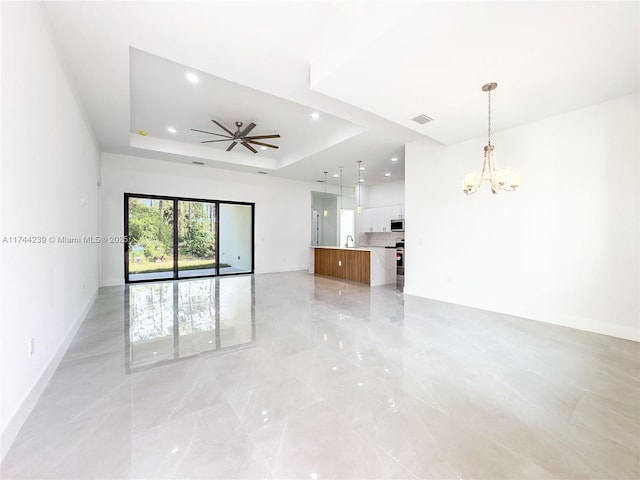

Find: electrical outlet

[28,338,34,358]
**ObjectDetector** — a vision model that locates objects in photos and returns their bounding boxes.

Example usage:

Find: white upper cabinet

[356,205,404,233]
[388,205,404,220]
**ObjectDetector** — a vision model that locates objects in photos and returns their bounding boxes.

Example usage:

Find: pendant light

[463,82,521,195]
[339,166,344,216]
[323,171,328,217]
[356,161,362,215]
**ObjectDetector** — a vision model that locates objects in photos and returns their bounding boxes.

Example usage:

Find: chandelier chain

[488,88,492,146]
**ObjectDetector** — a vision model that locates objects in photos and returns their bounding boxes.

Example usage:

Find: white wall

[0,2,100,458]
[405,94,639,341]
[101,153,316,285]
[365,180,405,208]
[219,203,252,271]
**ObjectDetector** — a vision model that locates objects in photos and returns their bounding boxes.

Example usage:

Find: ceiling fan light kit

[463,82,521,195]
[191,120,280,154]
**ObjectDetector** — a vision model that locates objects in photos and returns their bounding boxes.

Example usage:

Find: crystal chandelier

[463,82,521,195]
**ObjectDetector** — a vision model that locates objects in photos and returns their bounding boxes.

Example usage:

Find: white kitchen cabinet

[356,205,405,233]
[387,205,404,220]
[356,208,374,233]
[373,208,387,232]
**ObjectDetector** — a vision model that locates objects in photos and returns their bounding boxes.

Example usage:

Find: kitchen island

[309,246,396,286]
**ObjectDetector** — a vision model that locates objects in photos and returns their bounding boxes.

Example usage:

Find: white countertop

[310,245,394,251]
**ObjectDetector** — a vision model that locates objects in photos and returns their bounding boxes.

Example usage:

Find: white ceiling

[43,1,639,186]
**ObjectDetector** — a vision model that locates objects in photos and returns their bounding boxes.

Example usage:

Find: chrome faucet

[345,235,354,248]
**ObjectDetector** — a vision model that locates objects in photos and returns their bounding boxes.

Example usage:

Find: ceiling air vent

[192,161,205,165]
[411,114,433,125]
[257,171,268,175]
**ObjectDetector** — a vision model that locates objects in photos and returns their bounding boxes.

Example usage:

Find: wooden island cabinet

[310,247,396,286]
[314,248,371,284]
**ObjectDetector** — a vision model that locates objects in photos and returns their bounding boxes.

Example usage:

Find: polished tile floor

[2,271,639,479]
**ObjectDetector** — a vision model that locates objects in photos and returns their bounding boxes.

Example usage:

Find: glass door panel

[219,203,253,275]
[127,197,174,282]
[177,200,217,278]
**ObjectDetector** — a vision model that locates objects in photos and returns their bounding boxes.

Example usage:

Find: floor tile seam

[164,430,196,480]
[532,417,635,479]
[219,385,265,444]
[478,380,578,431]
[408,392,566,479]
[240,380,323,435]
[35,398,130,478]
[568,396,640,449]
[351,428,420,480]
[130,400,231,442]
[65,377,133,424]
[597,364,640,384]
[579,391,640,427]
[446,384,634,479]
[406,397,464,480]
[346,407,443,480]
[264,413,289,478]
[163,375,208,423]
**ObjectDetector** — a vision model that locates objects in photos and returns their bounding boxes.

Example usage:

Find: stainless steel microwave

[390,219,404,232]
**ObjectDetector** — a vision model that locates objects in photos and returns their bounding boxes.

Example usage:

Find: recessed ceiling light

[332,173,339,178]
[384,172,391,177]
[310,112,320,119]
[260,146,267,150]
[167,127,177,133]
[359,166,365,171]
[185,72,199,84]
[391,157,398,162]
[359,179,365,182]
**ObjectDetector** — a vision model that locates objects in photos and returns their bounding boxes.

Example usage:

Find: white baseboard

[403,291,639,343]
[0,288,98,461]
[255,265,308,274]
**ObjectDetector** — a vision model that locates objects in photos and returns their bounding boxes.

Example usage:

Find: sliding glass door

[125,194,253,283]
[177,200,217,278]
[127,197,174,282]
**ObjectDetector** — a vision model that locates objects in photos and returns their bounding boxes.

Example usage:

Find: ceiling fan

[191,120,280,153]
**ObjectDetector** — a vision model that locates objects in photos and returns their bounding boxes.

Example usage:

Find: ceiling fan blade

[241,142,258,154]
[191,128,232,138]
[226,142,238,151]
[201,139,234,143]
[239,122,256,137]
[245,134,281,140]
[211,120,235,136]
[247,140,279,149]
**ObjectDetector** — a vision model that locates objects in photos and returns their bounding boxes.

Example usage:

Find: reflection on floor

[1,271,639,479]
[126,277,255,371]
